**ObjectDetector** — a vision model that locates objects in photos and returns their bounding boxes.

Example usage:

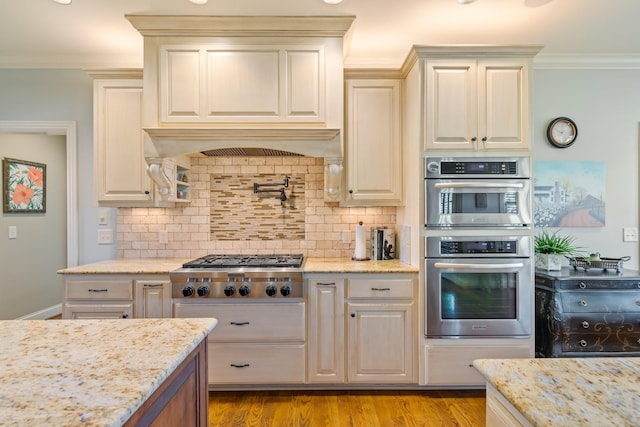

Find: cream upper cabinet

[91,73,153,205]
[160,45,325,124]
[344,77,403,205]
[416,45,542,153]
[424,59,529,151]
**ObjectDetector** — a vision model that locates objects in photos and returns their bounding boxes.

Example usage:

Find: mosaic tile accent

[210,174,305,240]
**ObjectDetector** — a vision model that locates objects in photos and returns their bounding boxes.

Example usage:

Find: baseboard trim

[16,304,63,320]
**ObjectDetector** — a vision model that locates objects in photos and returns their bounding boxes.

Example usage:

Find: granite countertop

[58,257,419,275]
[474,357,640,426]
[0,318,217,426]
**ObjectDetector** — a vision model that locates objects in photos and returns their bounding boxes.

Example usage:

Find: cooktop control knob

[280,285,292,297]
[265,285,277,297]
[223,285,236,297]
[239,284,251,296]
[197,286,210,297]
[182,285,195,297]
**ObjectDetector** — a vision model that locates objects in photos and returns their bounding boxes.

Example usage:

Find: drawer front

[175,302,305,342]
[562,332,640,353]
[424,345,531,386]
[561,312,640,333]
[65,280,133,300]
[208,344,305,384]
[347,278,414,299]
[552,279,640,290]
[559,292,640,313]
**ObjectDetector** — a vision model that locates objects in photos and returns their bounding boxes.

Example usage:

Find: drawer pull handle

[317,282,336,286]
[579,282,587,289]
[371,287,391,291]
[578,299,588,306]
[88,289,108,293]
[143,283,164,288]
[230,364,250,368]
[581,321,590,329]
[230,321,250,326]
[579,340,588,347]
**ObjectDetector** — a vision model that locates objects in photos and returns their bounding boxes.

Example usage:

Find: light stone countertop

[0,318,217,427]
[473,357,640,427]
[57,257,418,275]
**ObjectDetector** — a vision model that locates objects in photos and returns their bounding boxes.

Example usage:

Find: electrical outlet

[98,229,113,245]
[623,227,638,242]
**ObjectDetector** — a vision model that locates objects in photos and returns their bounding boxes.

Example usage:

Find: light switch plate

[98,209,109,225]
[98,229,113,244]
[623,227,638,242]
[8,226,17,239]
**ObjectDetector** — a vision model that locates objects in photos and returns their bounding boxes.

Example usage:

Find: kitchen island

[0,318,217,426]
[474,357,639,426]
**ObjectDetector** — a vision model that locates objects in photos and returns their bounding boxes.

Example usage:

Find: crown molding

[534,54,640,69]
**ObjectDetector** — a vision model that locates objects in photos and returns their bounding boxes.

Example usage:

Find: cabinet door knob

[481,137,487,142]
[122,314,129,319]
[578,299,588,306]
[579,282,587,289]
[351,313,355,318]
[471,136,477,142]
[579,339,588,347]
[581,321,590,329]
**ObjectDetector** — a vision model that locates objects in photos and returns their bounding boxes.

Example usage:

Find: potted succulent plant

[534,229,582,271]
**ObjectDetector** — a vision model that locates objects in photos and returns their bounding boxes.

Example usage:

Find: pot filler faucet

[253,176,290,203]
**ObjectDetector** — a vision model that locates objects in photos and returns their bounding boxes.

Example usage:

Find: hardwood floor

[209,390,486,427]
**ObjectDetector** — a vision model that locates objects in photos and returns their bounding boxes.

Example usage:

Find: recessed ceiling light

[189,0,208,4]
[323,0,343,4]
[51,0,72,4]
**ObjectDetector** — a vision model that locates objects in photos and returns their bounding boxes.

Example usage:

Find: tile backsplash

[116,156,397,259]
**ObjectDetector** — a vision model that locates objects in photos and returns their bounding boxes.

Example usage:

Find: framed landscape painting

[2,157,46,213]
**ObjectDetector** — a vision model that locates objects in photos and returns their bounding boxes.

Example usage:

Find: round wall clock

[546,117,578,148]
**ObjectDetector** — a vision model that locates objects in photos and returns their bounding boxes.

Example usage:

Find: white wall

[0,69,117,266]
[532,68,640,269]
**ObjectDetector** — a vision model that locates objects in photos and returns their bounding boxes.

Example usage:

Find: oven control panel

[426,236,532,258]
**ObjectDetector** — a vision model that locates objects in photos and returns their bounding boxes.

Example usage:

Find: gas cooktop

[182,254,304,269]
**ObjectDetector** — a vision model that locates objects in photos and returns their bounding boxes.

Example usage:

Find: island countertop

[0,318,217,427]
[57,257,418,275]
[473,357,640,426]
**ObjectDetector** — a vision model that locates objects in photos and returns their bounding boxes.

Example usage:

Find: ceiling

[1,0,640,69]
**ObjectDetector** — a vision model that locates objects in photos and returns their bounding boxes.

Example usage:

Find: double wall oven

[424,157,533,338]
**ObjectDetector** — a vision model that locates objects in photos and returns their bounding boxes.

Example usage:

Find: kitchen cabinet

[62,273,172,320]
[535,269,640,357]
[404,46,541,153]
[62,276,134,319]
[344,74,403,206]
[424,59,529,152]
[307,273,417,384]
[90,71,152,206]
[134,279,171,318]
[89,70,191,206]
[423,339,532,386]
[175,302,306,385]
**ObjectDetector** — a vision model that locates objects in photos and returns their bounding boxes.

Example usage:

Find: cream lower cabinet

[62,274,172,320]
[307,273,417,384]
[344,77,403,206]
[134,280,172,318]
[62,276,134,319]
[423,339,532,386]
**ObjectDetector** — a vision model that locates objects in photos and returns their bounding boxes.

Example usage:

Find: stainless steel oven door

[425,258,532,337]
[425,179,531,228]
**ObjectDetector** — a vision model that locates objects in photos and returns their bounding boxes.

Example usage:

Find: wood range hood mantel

[126,15,354,161]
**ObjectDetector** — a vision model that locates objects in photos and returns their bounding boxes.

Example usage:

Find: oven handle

[433,262,525,270]
[434,182,524,189]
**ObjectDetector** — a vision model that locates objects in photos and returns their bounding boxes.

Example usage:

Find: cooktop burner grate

[182,254,304,269]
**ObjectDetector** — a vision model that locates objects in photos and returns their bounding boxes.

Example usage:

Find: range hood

[126,15,354,162]
[143,127,342,159]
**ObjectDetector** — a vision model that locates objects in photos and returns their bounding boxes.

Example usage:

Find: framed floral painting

[2,157,46,213]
